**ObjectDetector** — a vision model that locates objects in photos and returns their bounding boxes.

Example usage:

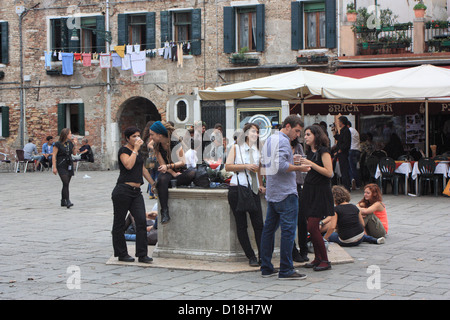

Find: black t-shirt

[117,146,144,185]
[304,146,332,185]
[54,141,74,167]
[334,203,364,240]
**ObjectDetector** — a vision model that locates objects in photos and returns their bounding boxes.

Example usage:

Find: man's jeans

[260,194,298,277]
[348,150,361,188]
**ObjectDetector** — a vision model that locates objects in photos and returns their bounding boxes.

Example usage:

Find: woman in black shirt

[52,128,78,208]
[111,126,155,264]
[324,185,385,246]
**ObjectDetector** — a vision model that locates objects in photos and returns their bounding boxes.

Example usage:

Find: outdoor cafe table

[375,161,412,195]
[411,160,450,193]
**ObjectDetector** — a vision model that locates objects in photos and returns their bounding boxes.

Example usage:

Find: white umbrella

[322,64,450,100]
[199,69,356,101]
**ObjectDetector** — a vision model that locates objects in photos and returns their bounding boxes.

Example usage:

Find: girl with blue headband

[150,121,196,224]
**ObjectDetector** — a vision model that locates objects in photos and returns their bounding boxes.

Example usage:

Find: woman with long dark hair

[150,121,196,224]
[225,123,265,267]
[111,126,155,263]
[52,128,78,208]
[300,125,334,271]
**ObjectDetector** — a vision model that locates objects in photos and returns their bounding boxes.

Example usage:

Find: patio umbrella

[199,69,356,101]
[321,64,450,156]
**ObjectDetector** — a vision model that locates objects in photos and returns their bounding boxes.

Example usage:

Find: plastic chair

[378,157,399,195]
[15,149,35,173]
[371,150,387,159]
[417,158,440,196]
[0,152,12,172]
[433,155,447,161]
[365,155,379,184]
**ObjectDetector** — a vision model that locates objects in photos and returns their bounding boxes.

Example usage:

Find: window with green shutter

[223,4,264,53]
[0,21,9,64]
[57,103,85,135]
[117,13,155,49]
[1,106,9,137]
[160,9,201,55]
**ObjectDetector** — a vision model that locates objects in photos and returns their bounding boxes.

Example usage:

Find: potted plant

[346,3,357,22]
[229,47,259,66]
[297,55,309,64]
[413,0,427,18]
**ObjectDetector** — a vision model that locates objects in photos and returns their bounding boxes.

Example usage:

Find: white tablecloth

[375,162,412,195]
[411,161,450,180]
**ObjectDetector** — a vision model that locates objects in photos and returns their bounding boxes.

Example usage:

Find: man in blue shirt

[260,115,310,280]
[42,136,54,169]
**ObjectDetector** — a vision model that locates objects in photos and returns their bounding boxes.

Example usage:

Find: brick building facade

[0,0,338,169]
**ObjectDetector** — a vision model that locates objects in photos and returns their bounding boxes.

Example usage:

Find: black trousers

[338,151,351,191]
[295,184,309,256]
[228,186,264,260]
[111,184,148,258]
[156,168,196,210]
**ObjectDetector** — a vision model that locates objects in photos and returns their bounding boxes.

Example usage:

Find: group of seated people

[22,136,93,171]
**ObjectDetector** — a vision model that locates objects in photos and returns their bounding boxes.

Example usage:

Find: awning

[334,65,450,79]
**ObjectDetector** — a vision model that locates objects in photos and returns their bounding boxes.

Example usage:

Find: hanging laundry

[130,51,146,76]
[99,53,111,69]
[177,43,183,68]
[61,52,74,76]
[93,53,99,60]
[126,45,133,55]
[74,53,82,61]
[82,53,91,67]
[111,53,122,68]
[171,44,177,62]
[44,51,52,70]
[133,44,141,53]
[114,45,125,58]
[121,54,131,71]
[158,48,164,56]
[58,51,63,61]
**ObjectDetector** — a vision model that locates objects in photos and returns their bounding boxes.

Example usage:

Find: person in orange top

[357,183,388,238]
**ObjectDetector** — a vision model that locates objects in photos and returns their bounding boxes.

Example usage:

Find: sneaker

[278,270,307,280]
[249,257,260,267]
[377,237,385,244]
[261,268,279,278]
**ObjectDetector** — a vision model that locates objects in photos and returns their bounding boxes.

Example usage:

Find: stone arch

[117,96,161,144]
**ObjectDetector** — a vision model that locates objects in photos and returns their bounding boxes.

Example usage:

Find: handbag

[235,145,258,212]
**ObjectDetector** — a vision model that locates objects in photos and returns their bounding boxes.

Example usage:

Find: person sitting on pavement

[357,183,389,239]
[23,138,44,170]
[125,203,158,245]
[324,185,385,246]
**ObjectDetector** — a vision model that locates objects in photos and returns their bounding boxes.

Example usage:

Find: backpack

[88,148,94,163]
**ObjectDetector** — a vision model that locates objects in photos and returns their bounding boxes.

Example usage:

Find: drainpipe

[105,0,113,169]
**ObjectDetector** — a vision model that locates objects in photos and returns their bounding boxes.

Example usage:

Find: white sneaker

[377,237,385,244]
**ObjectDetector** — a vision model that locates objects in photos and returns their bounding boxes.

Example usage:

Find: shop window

[223,4,265,53]
[58,103,85,135]
[1,21,9,64]
[291,0,336,50]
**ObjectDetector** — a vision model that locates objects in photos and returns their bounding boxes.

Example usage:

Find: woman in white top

[225,123,265,267]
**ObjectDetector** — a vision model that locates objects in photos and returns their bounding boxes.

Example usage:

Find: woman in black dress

[111,126,155,263]
[52,128,78,208]
[300,125,334,271]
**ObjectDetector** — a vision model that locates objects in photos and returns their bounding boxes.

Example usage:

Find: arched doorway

[117,96,161,144]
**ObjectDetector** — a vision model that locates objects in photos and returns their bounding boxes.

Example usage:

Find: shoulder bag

[235,144,258,212]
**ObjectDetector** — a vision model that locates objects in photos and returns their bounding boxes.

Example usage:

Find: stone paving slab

[106,243,354,272]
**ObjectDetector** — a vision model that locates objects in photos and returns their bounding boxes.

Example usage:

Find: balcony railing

[354,23,413,55]
[425,20,450,52]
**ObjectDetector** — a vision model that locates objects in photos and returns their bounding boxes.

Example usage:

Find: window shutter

[78,103,85,136]
[57,104,66,134]
[96,15,106,52]
[146,12,156,49]
[0,22,9,64]
[325,0,337,49]
[160,11,172,43]
[190,9,201,55]
[223,7,235,53]
[117,14,128,45]
[291,1,304,50]
[255,4,265,52]
[1,106,9,137]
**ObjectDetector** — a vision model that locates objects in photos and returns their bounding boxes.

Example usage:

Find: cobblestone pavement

[0,170,449,300]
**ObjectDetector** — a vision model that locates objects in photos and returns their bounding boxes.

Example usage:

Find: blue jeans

[328,232,378,246]
[260,194,298,277]
[348,150,361,188]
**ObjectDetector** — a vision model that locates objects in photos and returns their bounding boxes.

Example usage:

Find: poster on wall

[405,114,425,144]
